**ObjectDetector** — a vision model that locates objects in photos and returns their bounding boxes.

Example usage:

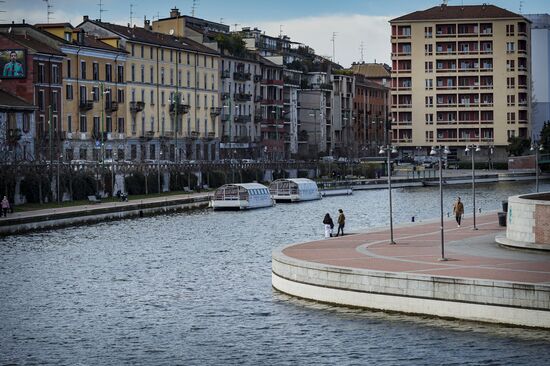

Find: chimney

[144,16,151,30]
[170,7,180,18]
[83,15,89,22]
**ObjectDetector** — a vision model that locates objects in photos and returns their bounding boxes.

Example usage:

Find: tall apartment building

[390,4,531,160]
[332,72,355,157]
[79,17,221,162]
[526,14,550,139]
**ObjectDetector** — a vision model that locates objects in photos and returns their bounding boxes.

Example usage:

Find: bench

[87,195,101,204]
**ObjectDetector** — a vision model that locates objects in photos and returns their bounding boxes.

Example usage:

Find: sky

[3,0,549,67]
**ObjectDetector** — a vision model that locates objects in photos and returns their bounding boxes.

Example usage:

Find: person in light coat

[323,213,334,238]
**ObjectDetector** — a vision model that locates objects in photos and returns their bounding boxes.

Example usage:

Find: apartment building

[36,23,128,162]
[283,68,302,157]
[390,4,531,160]
[332,72,355,157]
[79,17,220,162]
[0,24,64,162]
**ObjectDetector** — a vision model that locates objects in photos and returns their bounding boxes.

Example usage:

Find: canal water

[1,181,549,365]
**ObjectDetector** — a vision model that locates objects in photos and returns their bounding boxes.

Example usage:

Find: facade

[79,17,221,162]
[259,57,285,161]
[36,23,128,162]
[353,74,391,156]
[0,89,36,162]
[526,14,550,140]
[331,72,355,157]
[283,68,302,157]
[390,4,532,160]
[350,62,392,87]
[0,25,64,162]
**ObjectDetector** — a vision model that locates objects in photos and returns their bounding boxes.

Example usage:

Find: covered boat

[211,183,274,210]
[269,178,321,202]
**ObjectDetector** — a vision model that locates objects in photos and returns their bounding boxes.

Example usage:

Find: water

[1,181,550,365]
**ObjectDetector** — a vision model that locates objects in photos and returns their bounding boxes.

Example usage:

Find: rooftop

[391,4,526,22]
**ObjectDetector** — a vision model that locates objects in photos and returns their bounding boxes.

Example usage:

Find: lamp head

[475,145,481,152]
[540,144,544,151]
[391,146,398,154]
[430,147,437,156]
[443,146,450,154]
[530,145,535,151]
[378,147,385,155]
[465,146,470,152]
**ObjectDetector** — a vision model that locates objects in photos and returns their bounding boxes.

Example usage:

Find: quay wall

[272,249,550,328]
[0,195,211,236]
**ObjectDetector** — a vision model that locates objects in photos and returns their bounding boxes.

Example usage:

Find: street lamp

[465,144,481,230]
[158,149,163,194]
[379,144,398,244]
[530,142,544,192]
[430,145,450,261]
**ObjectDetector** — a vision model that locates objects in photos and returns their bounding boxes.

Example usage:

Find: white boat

[269,178,321,202]
[211,183,274,210]
[320,187,353,197]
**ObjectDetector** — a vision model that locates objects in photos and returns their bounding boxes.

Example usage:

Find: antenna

[191,0,199,17]
[43,0,54,23]
[331,32,337,63]
[279,24,283,38]
[519,0,524,13]
[219,18,224,24]
[129,3,135,27]
[98,0,107,21]
[359,41,365,62]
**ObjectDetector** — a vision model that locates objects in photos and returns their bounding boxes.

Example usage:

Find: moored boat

[269,178,321,202]
[211,183,274,210]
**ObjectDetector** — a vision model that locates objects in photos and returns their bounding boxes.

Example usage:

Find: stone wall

[507,192,550,247]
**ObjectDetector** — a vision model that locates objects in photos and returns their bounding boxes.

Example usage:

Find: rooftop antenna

[98,0,107,21]
[331,32,337,63]
[359,41,365,62]
[43,0,54,23]
[519,0,524,13]
[219,18,224,24]
[129,3,135,27]
[279,24,283,38]
[191,0,199,17]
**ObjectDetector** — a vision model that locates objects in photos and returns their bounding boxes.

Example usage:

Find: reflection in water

[0,181,549,365]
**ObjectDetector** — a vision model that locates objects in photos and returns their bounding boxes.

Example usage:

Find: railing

[221,70,231,79]
[234,93,252,102]
[233,71,251,81]
[234,115,252,123]
[79,100,93,111]
[105,101,118,113]
[169,103,190,114]
[210,107,222,116]
[130,101,145,113]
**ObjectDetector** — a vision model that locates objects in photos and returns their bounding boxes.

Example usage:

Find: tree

[539,121,550,147]
[506,136,531,156]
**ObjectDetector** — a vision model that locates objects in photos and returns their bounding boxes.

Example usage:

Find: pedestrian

[323,213,334,238]
[453,196,464,227]
[1,196,10,217]
[335,208,346,236]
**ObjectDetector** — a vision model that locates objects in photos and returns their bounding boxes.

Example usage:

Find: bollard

[411,216,415,222]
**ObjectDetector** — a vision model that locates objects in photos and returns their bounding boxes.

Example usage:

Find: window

[507,130,516,139]
[117,117,125,133]
[93,116,100,136]
[52,64,60,84]
[117,65,124,83]
[161,91,165,106]
[67,59,71,78]
[92,62,99,81]
[92,86,99,102]
[425,26,432,38]
[150,46,154,59]
[67,115,72,133]
[161,68,165,84]
[131,64,135,82]
[425,96,433,107]
[38,90,45,111]
[80,115,87,132]
[425,114,433,124]
[52,91,58,112]
[66,84,73,100]
[507,112,516,124]
[425,79,433,90]
[506,42,515,53]
[141,65,145,82]
[425,61,433,72]
[506,60,515,71]
[150,90,154,105]
[105,64,112,82]
[186,71,190,87]
[80,147,87,160]
[131,44,135,56]
[150,144,156,160]
[507,95,515,106]
[150,66,154,84]
[38,63,45,83]
[141,89,145,102]
[117,89,125,103]
[80,61,86,79]
[506,24,515,36]
[106,116,112,132]
[507,77,515,89]
[141,45,144,58]
[131,145,137,160]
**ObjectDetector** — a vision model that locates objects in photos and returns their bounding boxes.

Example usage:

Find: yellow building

[390,4,531,160]
[79,17,221,161]
[37,23,128,162]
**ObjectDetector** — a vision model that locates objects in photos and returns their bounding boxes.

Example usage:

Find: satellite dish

[169,29,175,35]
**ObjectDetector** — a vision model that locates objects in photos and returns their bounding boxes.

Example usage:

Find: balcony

[221,70,231,79]
[221,114,231,122]
[169,103,190,114]
[191,131,200,138]
[79,100,93,111]
[234,71,251,81]
[105,101,118,113]
[283,77,300,86]
[221,92,230,101]
[234,92,252,102]
[253,75,262,82]
[130,101,145,113]
[207,132,216,139]
[234,115,252,123]
[210,107,222,116]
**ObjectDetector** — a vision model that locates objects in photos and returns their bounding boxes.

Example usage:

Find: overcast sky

[3,0,549,67]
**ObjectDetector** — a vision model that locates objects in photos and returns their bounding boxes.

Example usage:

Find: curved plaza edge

[272,212,550,328]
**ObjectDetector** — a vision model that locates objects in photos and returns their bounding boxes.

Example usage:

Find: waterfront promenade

[272,212,550,328]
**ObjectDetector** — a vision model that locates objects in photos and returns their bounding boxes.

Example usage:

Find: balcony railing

[79,100,93,111]
[169,103,190,114]
[210,107,222,116]
[253,75,262,82]
[105,101,118,113]
[221,70,231,79]
[221,92,230,100]
[234,115,252,123]
[233,71,251,81]
[234,93,252,102]
[130,101,145,113]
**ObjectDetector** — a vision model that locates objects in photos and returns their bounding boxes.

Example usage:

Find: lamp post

[430,145,450,261]
[158,149,162,194]
[379,144,398,244]
[465,144,480,230]
[530,142,544,192]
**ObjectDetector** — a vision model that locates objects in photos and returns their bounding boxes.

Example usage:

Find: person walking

[453,196,464,227]
[323,213,334,238]
[335,209,346,237]
[1,196,10,217]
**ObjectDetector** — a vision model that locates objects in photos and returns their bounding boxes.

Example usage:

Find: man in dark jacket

[335,209,345,236]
